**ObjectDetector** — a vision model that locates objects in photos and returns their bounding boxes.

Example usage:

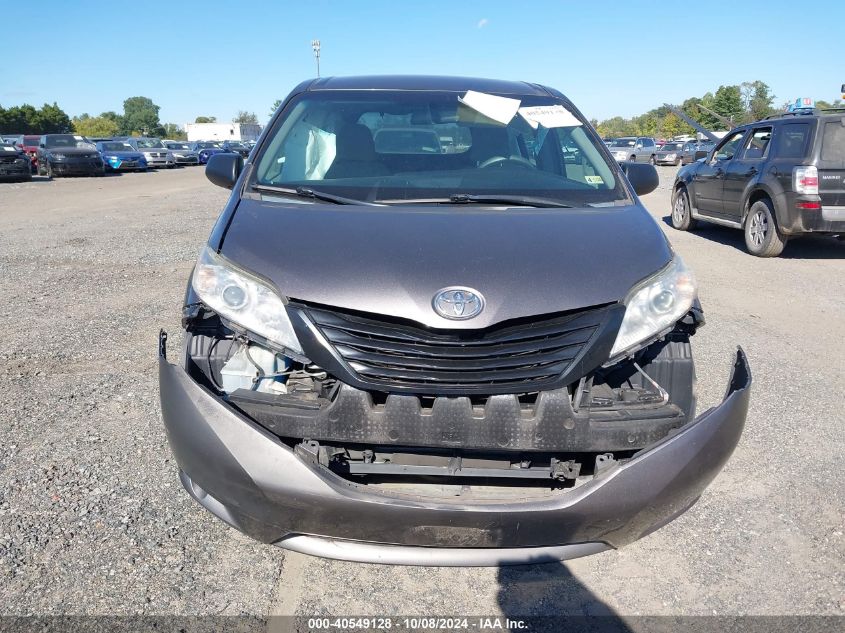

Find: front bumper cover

[158,337,751,566]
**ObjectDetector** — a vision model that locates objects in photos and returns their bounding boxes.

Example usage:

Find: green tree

[100,110,125,130]
[162,123,187,140]
[711,85,744,126]
[659,112,690,139]
[122,96,163,135]
[747,81,776,121]
[269,99,282,117]
[0,102,71,134]
[72,114,120,137]
[194,116,216,123]
[234,110,258,124]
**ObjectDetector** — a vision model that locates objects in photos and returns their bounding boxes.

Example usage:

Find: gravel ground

[1,166,843,620]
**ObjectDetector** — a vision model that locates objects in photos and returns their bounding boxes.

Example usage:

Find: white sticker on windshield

[458,91,521,125]
[518,105,582,129]
[74,135,83,140]
[2,146,15,152]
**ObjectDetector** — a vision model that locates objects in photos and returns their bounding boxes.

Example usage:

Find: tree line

[594,80,841,139]
[0,98,261,141]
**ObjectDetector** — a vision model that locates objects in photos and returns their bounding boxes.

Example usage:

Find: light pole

[311,39,321,78]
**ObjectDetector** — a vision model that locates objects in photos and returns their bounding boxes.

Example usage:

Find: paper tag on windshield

[519,105,581,129]
[458,91,521,125]
[74,135,83,140]
[2,146,15,152]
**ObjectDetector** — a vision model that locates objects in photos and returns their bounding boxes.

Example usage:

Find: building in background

[185,122,262,142]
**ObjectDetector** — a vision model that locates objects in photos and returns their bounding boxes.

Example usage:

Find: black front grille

[301,303,613,394]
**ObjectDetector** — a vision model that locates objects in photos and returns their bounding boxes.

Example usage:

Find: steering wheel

[479,155,535,169]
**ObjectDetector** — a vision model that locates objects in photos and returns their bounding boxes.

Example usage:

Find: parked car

[190,141,226,164]
[15,134,40,172]
[123,137,175,169]
[679,141,715,165]
[95,141,148,172]
[159,75,751,566]
[654,141,686,166]
[671,110,845,256]
[0,141,33,181]
[37,134,104,178]
[163,141,200,166]
[606,136,658,163]
[219,140,251,158]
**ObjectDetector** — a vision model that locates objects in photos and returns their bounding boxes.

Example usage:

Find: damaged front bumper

[158,331,751,566]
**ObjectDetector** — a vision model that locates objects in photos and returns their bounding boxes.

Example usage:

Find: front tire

[629,154,636,162]
[45,162,53,179]
[744,199,786,257]
[649,155,656,165]
[671,187,697,231]
[675,157,682,166]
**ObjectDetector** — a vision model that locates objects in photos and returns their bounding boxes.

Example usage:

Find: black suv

[158,75,751,566]
[670,110,845,256]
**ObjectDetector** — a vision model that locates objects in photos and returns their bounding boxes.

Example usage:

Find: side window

[714,131,745,161]
[741,127,772,160]
[773,123,811,159]
[642,138,654,148]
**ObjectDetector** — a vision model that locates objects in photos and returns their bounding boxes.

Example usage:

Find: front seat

[325,124,390,179]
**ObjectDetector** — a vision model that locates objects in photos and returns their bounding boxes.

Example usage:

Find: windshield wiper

[447,194,573,208]
[252,184,383,206]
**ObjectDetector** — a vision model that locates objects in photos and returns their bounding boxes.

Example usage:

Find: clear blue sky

[3,0,843,125]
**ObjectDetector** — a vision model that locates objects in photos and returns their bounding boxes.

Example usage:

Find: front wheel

[649,155,656,165]
[629,154,636,162]
[675,157,682,167]
[671,188,697,231]
[744,199,787,257]
[45,162,53,179]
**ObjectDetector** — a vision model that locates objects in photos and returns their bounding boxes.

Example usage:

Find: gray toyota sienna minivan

[158,76,751,566]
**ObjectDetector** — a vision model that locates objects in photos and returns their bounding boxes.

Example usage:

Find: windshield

[45,134,92,149]
[134,138,165,148]
[609,138,636,148]
[166,142,190,150]
[101,142,134,152]
[253,90,624,205]
[195,142,219,149]
[23,136,40,146]
[662,142,683,151]
[226,142,247,149]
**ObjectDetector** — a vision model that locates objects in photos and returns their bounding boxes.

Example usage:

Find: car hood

[45,147,98,156]
[218,199,672,329]
[103,151,144,159]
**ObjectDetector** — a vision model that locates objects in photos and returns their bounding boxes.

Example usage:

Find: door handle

[746,167,758,177]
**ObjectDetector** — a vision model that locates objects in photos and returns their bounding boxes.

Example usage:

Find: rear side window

[820,120,845,161]
[742,127,772,160]
[774,123,811,159]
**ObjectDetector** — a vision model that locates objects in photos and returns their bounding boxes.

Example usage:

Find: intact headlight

[609,256,697,359]
[191,246,303,354]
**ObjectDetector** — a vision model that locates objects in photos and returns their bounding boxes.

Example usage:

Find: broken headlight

[191,245,303,355]
[609,255,696,359]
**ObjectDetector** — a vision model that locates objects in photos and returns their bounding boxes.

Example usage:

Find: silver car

[607,136,657,163]
[126,137,175,168]
[655,141,685,166]
[164,141,200,166]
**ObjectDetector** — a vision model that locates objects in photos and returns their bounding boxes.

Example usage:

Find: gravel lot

[1,167,843,620]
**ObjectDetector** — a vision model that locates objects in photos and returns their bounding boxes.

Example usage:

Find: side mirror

[206,152,244,189]
[694,150,708,160]
[620,161,658,196]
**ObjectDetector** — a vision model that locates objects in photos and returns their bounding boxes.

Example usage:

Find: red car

[16,135,40,172]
